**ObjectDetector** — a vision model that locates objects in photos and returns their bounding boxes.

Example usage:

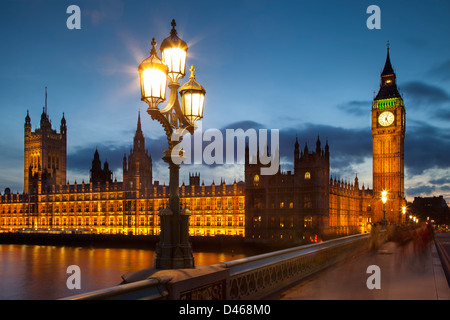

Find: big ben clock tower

[372,44,406,224]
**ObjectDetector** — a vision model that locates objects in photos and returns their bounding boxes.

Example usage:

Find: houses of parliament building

[0,48,406,242]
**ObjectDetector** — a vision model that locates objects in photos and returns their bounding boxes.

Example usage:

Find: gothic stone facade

[0,48,405,241]
[1,113,245,236]
[244,137,373,242]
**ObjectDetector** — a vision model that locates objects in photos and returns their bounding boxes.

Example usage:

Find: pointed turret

[25,110,32,136]
[25,110,31,126]
[92,149,101,170]
[60,112,67,135]
[133,111,146,153]
[375,43,401,100]
[123,112,153,191]
[40,87,51,129]
[381,43,394,77]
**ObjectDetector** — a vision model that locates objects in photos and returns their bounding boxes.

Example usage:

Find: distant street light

[138,19,206,269]
[381,190,387,227]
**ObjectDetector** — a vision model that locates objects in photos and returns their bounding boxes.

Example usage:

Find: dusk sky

[0,0,449,203]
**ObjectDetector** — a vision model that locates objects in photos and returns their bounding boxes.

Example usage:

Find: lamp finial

[171,19,177,36]
[189,65,196,79]
[150,37,157,55]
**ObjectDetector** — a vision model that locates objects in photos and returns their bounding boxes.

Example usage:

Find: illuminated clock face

[378,111,395,126]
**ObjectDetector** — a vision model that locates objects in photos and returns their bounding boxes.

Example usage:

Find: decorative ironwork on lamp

[138,19,206,270]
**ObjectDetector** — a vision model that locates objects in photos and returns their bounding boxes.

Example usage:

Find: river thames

[0,243,252,300]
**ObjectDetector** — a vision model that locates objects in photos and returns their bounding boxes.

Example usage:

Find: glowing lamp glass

[140,67,167,108]
[138,38,168,109]
[180,90,205,123]
[162,47,187,82]
[179,65,206,125]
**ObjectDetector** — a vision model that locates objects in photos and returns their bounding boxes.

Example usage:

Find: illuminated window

[305,172,311,180]
[253,174,259,186]
[304,216,313,228]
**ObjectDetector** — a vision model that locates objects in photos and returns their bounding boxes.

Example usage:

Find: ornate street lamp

[138,19,206,269]
[381,190,387,227]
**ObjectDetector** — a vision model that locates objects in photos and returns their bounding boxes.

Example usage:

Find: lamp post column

[155,149,194,270]
[139,20,205,270]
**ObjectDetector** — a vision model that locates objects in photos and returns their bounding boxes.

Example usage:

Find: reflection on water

[0,244,248,300]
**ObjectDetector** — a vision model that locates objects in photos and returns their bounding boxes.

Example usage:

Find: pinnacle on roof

[381,42,395,77]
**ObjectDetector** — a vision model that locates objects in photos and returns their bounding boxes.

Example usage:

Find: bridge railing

[224,233,370,299]
[62,233,374,300]
[61,276,172,300]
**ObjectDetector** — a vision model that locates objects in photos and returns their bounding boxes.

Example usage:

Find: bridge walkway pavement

[268,237,450,300]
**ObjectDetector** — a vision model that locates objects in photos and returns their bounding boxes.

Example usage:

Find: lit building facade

[0,113,245,237]
[371,46,406,223]
[0,48,405,241]
[244,137,373,242]
[0,178,245,237]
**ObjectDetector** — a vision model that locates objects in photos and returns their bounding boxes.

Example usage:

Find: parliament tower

[24,89,67,194]
[371,45,406,223]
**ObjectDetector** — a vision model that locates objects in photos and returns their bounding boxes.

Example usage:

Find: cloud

[220,120,266,131]
[337,100,372,117]
[429,177,450,185]
[401,81,450,106]
[400,80,450,121]
[67,134,166,176]
[68,143,128,177]
[406,185,436,196]
[404,120,450,176]
[427,59,450,82]
[284,123,372,161]
[65,117,450,203]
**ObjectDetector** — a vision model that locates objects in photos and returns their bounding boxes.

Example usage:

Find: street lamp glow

[381,190,388,226]
[160,20,188,82]
[179,65,206,124]
[138,38,168,109]
[162,47,187,82]
[381,190,387,204]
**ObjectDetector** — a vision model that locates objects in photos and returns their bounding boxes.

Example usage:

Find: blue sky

[0,0,449,203]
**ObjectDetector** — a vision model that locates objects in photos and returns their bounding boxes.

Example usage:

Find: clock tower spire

[371,44,406,224]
